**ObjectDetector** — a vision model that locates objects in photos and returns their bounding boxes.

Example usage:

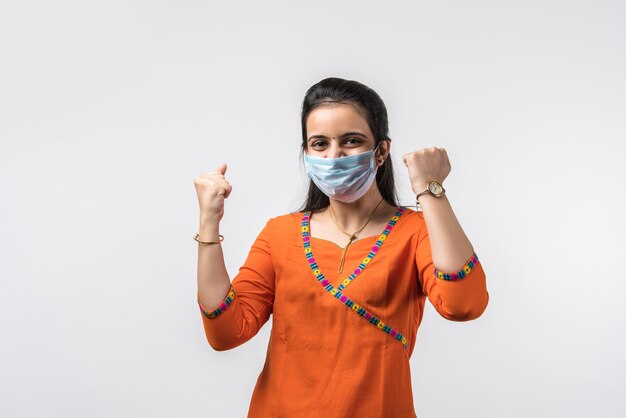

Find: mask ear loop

[373,142,384,166]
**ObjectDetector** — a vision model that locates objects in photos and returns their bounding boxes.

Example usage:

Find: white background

[1,1,625,417]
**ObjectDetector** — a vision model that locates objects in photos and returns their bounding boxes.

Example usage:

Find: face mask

[304,144,380,203]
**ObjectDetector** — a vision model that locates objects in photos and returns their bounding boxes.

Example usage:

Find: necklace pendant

[338,244,350,274]
[328,197,384,275]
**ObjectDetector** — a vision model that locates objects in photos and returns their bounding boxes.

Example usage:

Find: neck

[327,185,388,232]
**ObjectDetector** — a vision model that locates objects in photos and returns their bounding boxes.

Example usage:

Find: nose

[326,143,345,158]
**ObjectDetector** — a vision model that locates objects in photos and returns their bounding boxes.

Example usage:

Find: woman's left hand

[402,146,451,194]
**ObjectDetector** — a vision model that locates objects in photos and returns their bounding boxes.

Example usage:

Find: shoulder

[263,212,305,233]
[394,206,426,236]
[397,206,420,221]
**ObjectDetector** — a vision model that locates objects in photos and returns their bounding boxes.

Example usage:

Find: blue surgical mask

[304,144,380,203]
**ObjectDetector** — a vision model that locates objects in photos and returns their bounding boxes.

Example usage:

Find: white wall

[1,1,624,417]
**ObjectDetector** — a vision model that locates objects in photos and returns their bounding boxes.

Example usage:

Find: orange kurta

[197,207,489,417]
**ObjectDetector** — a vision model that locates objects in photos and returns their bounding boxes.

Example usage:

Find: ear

[377,140,391,166]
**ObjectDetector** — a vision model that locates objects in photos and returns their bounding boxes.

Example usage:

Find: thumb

[217,163,227,175]
[402,154,409,167]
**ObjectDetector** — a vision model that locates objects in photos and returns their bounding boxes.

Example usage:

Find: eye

[311,140,327,149]
[344,138,363,146]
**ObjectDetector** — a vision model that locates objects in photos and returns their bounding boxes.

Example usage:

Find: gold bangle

[194,233,224,245]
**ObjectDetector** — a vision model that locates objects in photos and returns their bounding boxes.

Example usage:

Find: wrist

[415,180,446,208]
[412,181,430,194]
[417,192,447,203]
[416,192,435,202]
[199,220,220,235]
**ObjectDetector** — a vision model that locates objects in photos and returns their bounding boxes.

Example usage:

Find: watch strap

[415,181,445,208]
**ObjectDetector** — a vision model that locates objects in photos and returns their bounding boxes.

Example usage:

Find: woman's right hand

[194,163,232,225]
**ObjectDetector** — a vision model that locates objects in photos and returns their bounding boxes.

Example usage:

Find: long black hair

[297,77,399,213]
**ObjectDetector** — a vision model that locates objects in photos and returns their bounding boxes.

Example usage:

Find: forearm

[196,220,232,309]
[417,193,475,272]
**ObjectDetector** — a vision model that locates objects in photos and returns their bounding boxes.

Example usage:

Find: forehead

[306,103,371,136]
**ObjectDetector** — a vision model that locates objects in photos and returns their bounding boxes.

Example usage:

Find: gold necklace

[328,197,385,274]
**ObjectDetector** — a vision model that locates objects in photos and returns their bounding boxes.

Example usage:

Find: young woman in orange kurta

[194,77,489,417]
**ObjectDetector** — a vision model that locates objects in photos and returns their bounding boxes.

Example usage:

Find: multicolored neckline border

[301,207,409,351]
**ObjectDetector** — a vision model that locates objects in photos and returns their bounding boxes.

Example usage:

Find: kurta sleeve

[197,218,276,351]
[415,221,489,321]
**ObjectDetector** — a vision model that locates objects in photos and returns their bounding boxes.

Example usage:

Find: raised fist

[194,163,232,225]
[402,147,451,195]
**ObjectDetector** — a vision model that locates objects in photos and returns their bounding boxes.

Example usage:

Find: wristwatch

[415,180,445,206]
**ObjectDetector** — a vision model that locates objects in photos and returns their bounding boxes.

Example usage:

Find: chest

[307,218,394,249]
[272,231,418,316]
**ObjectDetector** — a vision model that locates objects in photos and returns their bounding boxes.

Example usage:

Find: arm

[197,219,275,350]
[193,163,274,351]
[403,147,488,321]
[414,197,489,321]
[417,192,474,272]
[197,220,232,313]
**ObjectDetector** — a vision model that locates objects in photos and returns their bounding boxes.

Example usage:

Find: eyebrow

[307,131,368,142]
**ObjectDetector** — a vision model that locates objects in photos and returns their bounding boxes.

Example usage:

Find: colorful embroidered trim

[434,253,480,281]
[302,207,409,351]
[197,286,236,319]
[304,207,405,292]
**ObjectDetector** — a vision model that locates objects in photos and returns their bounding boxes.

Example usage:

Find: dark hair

[297,77,399,213]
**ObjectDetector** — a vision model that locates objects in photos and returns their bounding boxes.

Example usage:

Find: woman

[193,77,489,417]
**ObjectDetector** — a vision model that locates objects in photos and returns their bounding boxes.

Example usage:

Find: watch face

[429,181,443,195]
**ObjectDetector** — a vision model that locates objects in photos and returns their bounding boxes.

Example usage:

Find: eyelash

[311,138,362,148]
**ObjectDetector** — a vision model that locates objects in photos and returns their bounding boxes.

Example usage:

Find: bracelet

[194,233,224,245]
